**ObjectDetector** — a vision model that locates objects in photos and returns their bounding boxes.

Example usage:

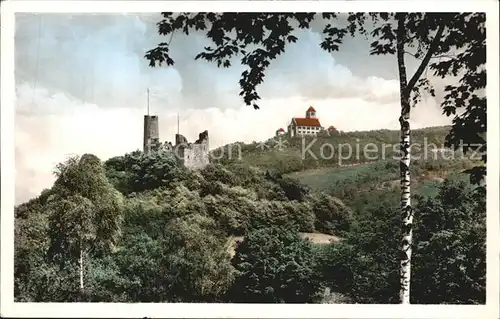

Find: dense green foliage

[316,191,401,304]
[15,149,348,302]
[411,181,486,304]
[14,128,485,303]
[316,180,486,304]
[230,226,321,303]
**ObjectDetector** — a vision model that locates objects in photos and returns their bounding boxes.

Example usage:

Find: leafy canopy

[230,226,321,303]
[49,154,124,257]
[15,149,485,303]
[411,180,486,304]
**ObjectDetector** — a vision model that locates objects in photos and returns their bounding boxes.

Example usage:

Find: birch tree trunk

[79,248,84,290]
[395,13,446,304]
[395,13,412,304]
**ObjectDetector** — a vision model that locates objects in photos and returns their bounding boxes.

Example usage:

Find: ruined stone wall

[174,130,209,170]
[183,142,209,170]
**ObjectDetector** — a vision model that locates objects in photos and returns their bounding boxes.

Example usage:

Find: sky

[14,13,453,204]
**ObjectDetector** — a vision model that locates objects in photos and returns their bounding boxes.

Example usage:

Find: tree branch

[431,54,456,60]
[404,50,422,60]
[405,22,446,95]
[404,50,454,61]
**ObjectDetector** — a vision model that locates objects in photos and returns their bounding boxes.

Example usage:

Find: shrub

[310,193,353,235]
[229,226,321,303]
[411,181,486,304]
[318,196,401,303]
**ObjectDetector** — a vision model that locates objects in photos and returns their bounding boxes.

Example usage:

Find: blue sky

[15,13,452,203]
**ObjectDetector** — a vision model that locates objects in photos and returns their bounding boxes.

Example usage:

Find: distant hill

[211,125,479,206]
[211,126,461,173]
[287,159,474,207]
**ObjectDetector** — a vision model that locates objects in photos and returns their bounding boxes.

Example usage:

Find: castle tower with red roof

[306,106,316,118]
[288,106,323,137]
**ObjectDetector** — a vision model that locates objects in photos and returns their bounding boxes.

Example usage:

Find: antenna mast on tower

[147,88,150,115]
[177,113,180,135]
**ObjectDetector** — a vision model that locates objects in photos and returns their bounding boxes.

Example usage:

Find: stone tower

[143,115,159,155]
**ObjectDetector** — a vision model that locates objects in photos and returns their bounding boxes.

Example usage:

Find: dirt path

[300,232,341,243]
[228,232,341,256]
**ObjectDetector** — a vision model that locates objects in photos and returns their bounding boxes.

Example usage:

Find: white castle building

[287,106,324,137]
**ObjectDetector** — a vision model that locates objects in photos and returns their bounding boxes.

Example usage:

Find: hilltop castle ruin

[143,114,210,170]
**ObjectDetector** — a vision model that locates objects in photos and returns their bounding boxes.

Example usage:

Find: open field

[286,158,475,197]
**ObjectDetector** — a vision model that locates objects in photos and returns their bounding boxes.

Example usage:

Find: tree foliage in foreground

[15,153,349,302]
[14,150,485,303]
[317,192,401,303]
[412,180,486,304]
[318,180,485,304]
[47,154,124,297]
[230,226,321,303]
